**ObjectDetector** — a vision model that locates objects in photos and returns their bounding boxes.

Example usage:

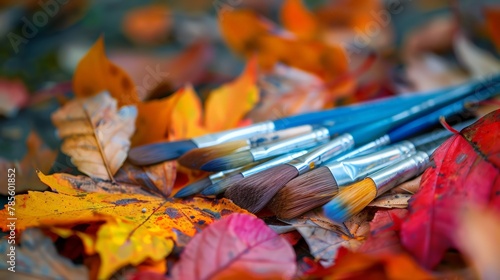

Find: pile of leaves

[1,0,500,279]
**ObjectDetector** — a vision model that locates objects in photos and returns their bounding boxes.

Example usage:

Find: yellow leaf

[96,217,173,279]
[73,36,139,107]
[204,58,260,131]
[51,92,137,180]
[281,0,319,40]
[169,85,207,140]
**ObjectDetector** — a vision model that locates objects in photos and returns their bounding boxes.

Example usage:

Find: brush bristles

[174,178,212,198]
[225,165,298,213]
[200,151,254,172]
[128,140,197,165]
[177,140,249,169]
[201,174,244,196]
[322,178,377,223]
[269,167,339,219]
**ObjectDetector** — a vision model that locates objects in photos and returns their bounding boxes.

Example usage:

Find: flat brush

[177,125,314,169]
[269,138,442,219]
[323,150,432,224]
[201,150,309,196]
[127,82,467,165]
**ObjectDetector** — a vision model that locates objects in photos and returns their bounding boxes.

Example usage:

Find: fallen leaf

[51,92,137,180]
[296,227,353,267]
[122,4,172,45]
[390,174,422,194]
[95,217,172,279]
[314,250,434,280]
[171,213,296,280]
[455,205,500,280]
[73,37,139,107]
[0,228,88,280]
[204,57,259,131]
[168,85,207,140]
[485,6,500,52]
[358,209,408,255]
[2,174,248,248]
[117,161,177,197]
[281,0,319,40]
[368,193,412,208]
[401,110,500,268]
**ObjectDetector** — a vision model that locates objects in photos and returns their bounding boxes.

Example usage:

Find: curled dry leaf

[390,174,422,194]
[368,193,412,208]
[51,92,137,181]
[171,213,296,280]
[401,110,500,268]
[117,161,177,197]
[0,228,88,280]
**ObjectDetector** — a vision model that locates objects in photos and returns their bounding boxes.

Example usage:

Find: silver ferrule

[288,134,355,174]
[192,121,276,148]
[327,141,417,187]
[248,125,314,146]
[334,135,391,162]
[241,150,309,177]
[371,151,430,196]
[249,127,331,161]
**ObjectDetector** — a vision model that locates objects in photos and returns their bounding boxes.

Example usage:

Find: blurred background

[0,0,499,193]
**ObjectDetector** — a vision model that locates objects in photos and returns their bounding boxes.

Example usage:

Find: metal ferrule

[192,121,276,148]
[288,134,355,175]
[371,151,430,196]
[241,150,309,177]
[326,141,416,187]
[249,127,331,161]
[333,135,391,162]
[248,125,314,147]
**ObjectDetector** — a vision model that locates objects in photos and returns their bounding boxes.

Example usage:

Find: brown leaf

[51,92,137,180]
[368,193,412,208]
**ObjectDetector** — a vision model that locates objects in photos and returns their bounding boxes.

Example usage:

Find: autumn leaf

[0,228,88,280]
[171,213,296,280]
[117,161,177,197]
[368,193,412,208]
[51,92,137,180]
[281,0,319,40]
[358,209,408,255]
[73,36,139,107]
[485,6,500,52]
[401,110,500,268]
[204,57,259,131]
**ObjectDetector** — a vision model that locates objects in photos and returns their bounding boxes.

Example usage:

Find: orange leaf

[204,58,259,131]
[485,6,500,52]
[168,85,207,140]
[281,0,319,40]
[132,97,177,147]
[73,36,139,107]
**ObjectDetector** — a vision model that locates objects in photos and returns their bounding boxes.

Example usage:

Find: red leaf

[171,213,296,280]
[401,109,500,268]
[358,209,408,255]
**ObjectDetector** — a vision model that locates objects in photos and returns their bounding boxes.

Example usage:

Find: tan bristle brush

[323,150,432,224]
[225,135,356,213]
[177,125,313,169]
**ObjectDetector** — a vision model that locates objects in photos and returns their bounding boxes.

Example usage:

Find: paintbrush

[222,77,497,213]
[268,135,447,219]
[323,150,433,224]
[127,81,470,165]
[201,150,310,196]
[177,125,314,169]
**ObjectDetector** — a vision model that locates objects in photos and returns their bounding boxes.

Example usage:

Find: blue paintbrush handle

[388,79,500,142]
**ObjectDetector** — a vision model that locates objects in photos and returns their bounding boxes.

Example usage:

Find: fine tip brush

[177,125,314,169]
[127,86,452,165]
[223,77,499,213]
[323,150,432,224]
[269,118,476,219]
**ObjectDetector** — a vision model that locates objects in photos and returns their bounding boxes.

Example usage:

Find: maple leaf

[73,36,139,107]
[171,213,296,280]
[51,92,137,181]
[401,110,500,268]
